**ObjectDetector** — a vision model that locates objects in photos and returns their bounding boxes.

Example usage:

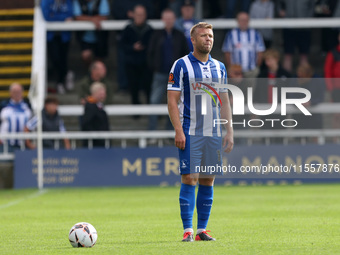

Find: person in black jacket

[81,82,109,147]
[121,5,153,105]
[147,8,189,130]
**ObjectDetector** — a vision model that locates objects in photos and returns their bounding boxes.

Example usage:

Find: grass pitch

[1,184,340,255]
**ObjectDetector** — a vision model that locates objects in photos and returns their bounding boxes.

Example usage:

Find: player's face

[192,28,214,54]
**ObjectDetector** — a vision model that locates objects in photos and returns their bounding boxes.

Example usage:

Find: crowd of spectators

[0,0,340,150]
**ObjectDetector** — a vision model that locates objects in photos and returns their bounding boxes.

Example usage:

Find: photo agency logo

[192,78,312,128]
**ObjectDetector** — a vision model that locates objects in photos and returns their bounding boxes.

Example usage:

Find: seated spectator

[253,49,291,143]
[77,60,113,104]
[222,12,265,80]
[148,8,189,130]
[25,97,71,150]
[292,63,325,143]
[277,0,315,72]
[121,5,153,105]
[324,31,340,136]
[249,0,274,49]
[73,0,110,65]
[81,82,109,147]
[0,83,32,151]
[174,0,201,51]
[41,0,74,94]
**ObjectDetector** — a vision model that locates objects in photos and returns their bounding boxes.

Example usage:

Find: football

[68,222,97,248]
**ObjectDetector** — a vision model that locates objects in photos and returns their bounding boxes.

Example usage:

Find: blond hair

[263,49,280,60]
[90,82,106,95]
[190,22,213,38]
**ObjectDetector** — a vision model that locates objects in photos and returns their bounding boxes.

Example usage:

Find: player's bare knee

[198,177,215,186]
[181,174,198,185]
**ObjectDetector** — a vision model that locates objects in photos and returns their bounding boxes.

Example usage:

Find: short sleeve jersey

[167,52,228,137]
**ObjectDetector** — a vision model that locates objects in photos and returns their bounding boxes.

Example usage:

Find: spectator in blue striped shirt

[222,12,266,80]
[0,83,32,151]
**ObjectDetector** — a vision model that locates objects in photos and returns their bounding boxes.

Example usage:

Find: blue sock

[179,183,196,230]
[196,184,214,230]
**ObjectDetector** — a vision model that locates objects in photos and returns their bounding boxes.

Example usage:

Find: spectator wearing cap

[222,12,265,79]
[277,0,315,72]
[73,0,110,65]
[121,5,154,105]
[25,97,71,150]
[249,0,274,49]
[174,0,201,52]
[81,82,109,147]
[40,0,74,94]
[147,8,189,130]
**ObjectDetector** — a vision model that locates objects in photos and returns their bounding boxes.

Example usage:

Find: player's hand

[175,130,186,150]
[223,132,234,153]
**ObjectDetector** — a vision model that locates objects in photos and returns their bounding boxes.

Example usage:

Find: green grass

[1,184,340,254]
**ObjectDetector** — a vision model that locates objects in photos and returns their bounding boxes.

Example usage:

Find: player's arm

[220,92,234,153]
[167,91,185,150]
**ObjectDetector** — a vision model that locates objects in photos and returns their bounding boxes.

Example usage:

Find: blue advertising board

[14,145,340,189]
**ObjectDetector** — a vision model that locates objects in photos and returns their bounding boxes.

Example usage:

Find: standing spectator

[0,83,32,151]
[41,0,74,94]
[81,82,109,147]
[225,0,251,18]
[73,0,110,66]
[314,0,339,52]
[222,12,265,79]
[77,60,113,104]
[111,0,155,19]
[174,0,201,52]
[148,8,189,130]
[249,0,274,49]
[277,0,315,72]
[121,5,153,105]
[25,97,71,150]
[324,32,340,101]
[324,31,340,134]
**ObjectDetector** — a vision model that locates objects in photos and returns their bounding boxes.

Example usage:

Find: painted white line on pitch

[0,189,48,210]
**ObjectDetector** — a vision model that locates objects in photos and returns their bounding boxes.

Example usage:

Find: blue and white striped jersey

[222,28,265,72]
[167,52,228,137]
[0,100,32,146]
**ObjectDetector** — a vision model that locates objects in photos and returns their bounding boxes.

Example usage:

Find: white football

[68,222,97,248]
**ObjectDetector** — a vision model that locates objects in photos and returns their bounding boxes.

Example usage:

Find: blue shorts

[178,134,223,175]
